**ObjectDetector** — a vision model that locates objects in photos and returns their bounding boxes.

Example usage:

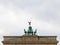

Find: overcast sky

[0,0,60,45]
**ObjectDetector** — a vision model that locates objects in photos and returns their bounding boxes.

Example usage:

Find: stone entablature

[2,35,58,44]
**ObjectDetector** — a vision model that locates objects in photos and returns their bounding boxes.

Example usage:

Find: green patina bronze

[24,22,37,35]
[28,26,33,33]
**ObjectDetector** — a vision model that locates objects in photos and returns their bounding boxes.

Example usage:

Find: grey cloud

[0,0,60,35]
